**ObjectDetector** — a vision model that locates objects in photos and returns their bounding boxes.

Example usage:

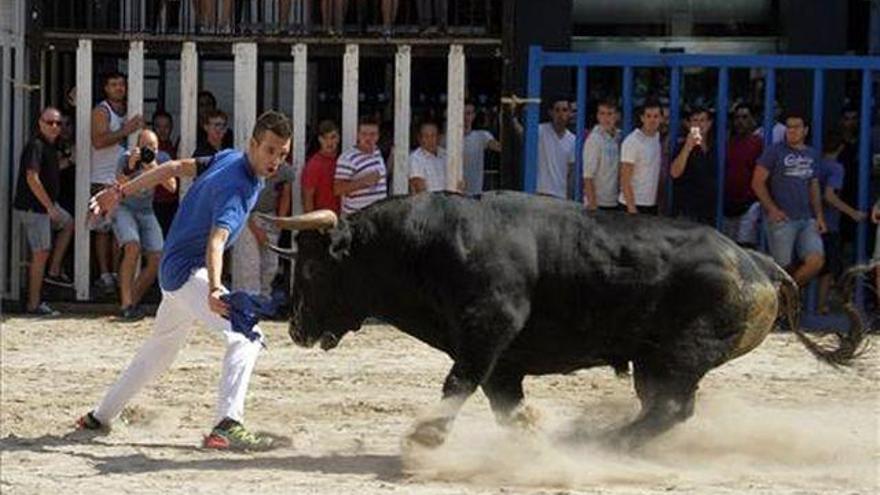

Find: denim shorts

[90,183,114,233]
[765,218,824,267]
[112,205,164,252]
[18,204,73,252]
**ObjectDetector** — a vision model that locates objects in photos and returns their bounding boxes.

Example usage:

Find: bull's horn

[267,243,297,260]
[258,210,338,231]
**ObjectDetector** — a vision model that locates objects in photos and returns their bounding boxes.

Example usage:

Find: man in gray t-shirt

[231,162,296,296]
[113,129,176,320]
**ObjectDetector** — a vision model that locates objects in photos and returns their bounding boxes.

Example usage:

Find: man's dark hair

[841,104,858,116]
[253,110,292,141]
[419,120,439,133]
[688,106,712,119]
[198,90,217,108]
[640,97,662,115]
[317,119,338,136]
[204,109,228,124]
[596,98,617,111]
[101,71,126,87]
[152,110,173,124]
[733,102,754,115]
[358,115,380,128]
[782,109,809,126]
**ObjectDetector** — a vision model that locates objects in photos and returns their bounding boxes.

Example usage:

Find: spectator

[334,116,387,215]
[416,0,447,34]
[13,107,75,316]
[302,120,341,214]
[619,99,663,215]
[670,106,717,226]
[57,112,77,217]
[724,102,763,246]
[152,110,179,236]
[816,133,866,314]
[751,111,826,288]
[836,106,861,247]
[280,0,312,34]
[461,101,500,196]
[196,0,233,33]
[320,0,346,35]
[232,155,295,298]
[754,101,786,144]
[194,109,229,159]
[114,130,176,321]
[582,99,620,211]
[536,97,575,199]
[197,91,233,149]
[409,121,449,193]
[91,71,144,295]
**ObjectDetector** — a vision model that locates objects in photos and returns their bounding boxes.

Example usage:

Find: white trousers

[93,268,263,425]
[232,216,280,296]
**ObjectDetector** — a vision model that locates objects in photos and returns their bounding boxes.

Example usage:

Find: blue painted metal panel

[523,45,542,194]
[811,69,824,151]
[622,66,633,133]
[667,66,682,212]
[715,67,729,231]
[574,66,587,203]
[762,68,776,148]
[540,52,880,70]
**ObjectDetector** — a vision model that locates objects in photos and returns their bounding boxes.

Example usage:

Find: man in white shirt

[461,101,501,195]
[619,98,663,215]
[582,99,621,210]
[409,121,449,193]
[536,97,576,199]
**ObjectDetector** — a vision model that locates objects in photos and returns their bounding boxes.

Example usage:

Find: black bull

[264,191,865,448]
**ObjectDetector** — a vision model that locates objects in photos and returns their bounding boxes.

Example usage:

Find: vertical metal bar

[715,67,729,231]
[0,42,11,297]
[393,45,411,195]
[446,44,465,192]
[667,66,682,211]
[178,41,198,196]
[127,41,144,148]
[292,43,308,214]
[574,65,587,203]
[762,68,776,147]
[233,42,258,151]
[856,68,873,306]
[11,10,27,302]
[523,45,542,193]
[342,44,359,151]
[811,69,824,151]
[75,40,93,300]
[622,66,633,133]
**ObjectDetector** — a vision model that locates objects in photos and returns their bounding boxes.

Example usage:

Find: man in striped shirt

[333,116,388,214]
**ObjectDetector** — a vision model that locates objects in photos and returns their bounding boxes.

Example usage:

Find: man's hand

[767,207,788,224]
[123,115,145,135]
[47,205,64,224]
[872,205,880,224]
[356,171,381,189]
[585,201,597,211]
[127,147,141,170]
[251,223,269,247]
[89,185,122,219]
[850,210,867,223]
[208,287,230,318]
[816,217,828,235]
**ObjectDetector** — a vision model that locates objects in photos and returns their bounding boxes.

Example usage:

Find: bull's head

[262,210,363,351]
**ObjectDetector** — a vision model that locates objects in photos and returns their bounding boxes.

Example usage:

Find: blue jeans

[112,205,164,252]
[765,218,824,267]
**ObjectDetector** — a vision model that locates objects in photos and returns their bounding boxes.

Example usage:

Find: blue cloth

[757,143,821,221]
[816,158,845,233]
[221,291,277,344]
[159,150,264,291]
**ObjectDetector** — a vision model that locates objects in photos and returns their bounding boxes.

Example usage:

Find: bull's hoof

[404,417,450,449]
[507,404,543,434]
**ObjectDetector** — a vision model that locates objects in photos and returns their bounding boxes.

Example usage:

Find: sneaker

[96,274,116,296]
[27,302,60,317]
[44,272,74,288]
[75,411,108,432]
[203,419,274,451]
[119,305,145,322]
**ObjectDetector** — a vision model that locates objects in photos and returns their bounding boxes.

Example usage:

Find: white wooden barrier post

[291,43,308,215]
[0,39,11,297]
[178,42,198,196]
[393,45,412,195]
[342,44,359,151]
[74,40,93,300]
[446,44,465,191]
[9,0,27,301]
[127,41,144,148]
[233,43,258,151]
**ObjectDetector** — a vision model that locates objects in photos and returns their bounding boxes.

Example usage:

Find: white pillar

[178,42,198,196]
[127,41,144,148]
[234,43,258,151]
[0,41,11,297]
[393,45,412,195]
[342,44,359,151]
[75,40,93,300]
[291,43,308,215]
[10,2,27,301]
[445,44,465,191]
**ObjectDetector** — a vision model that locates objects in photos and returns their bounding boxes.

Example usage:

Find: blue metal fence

[523,46,880,307]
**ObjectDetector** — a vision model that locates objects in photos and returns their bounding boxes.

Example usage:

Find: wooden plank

[127,40,144,148]
[445,44,465,191]
[342,44,359,151]
[392,45,411,195]
[74,40,93,300]
[233,42,258,150]
[0,42,11,297]
[178,42,198,196]
[292,43,308,214]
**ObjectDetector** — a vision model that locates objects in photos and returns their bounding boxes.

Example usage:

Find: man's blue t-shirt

[159,149,264,291]
[817,158,845,233]
[757,143,821,221]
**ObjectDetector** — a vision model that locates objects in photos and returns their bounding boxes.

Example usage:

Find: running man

[76,111,292,450]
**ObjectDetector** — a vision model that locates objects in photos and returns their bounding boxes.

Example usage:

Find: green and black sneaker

[203,418,274,451]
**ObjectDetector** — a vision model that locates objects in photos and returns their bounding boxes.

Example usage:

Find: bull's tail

[747,250,870,367]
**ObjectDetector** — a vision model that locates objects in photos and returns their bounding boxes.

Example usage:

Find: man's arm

[333,171,379,196]
[670,136,697,178]
[206,227,230,317]
[620,162,637,214]
[302,186,316,212]
[91,107,142,149]
[91,158,201,215]
[409,177,427,194]
[582,135,600,208]
[751,165,787,223]
[25,170,61,218]
[278,182,292,217]
[809,178,827,233]
[824,186,865,222]
[486,136,502,153]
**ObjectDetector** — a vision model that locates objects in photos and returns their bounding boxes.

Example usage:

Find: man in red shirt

[302,120,341,213]
[152,110,179,236]
[724,102,763,246]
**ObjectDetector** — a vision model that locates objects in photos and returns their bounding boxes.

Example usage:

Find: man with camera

[113,129,176,321]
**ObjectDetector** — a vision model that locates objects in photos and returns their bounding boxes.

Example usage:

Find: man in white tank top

[90,71,144,294]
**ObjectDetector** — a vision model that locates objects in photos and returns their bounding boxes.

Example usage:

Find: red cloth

[725,133,763,208]
[154,138,179,204]
[302,151,341,214]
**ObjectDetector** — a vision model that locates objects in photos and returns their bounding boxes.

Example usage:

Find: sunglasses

[42,119,62,127]
[209,122,228,129]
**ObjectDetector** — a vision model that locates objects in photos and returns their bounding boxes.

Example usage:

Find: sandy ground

[1,315,878,495]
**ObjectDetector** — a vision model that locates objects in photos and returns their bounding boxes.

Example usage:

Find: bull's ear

[328,223,352,261]
[267,243,298,260]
